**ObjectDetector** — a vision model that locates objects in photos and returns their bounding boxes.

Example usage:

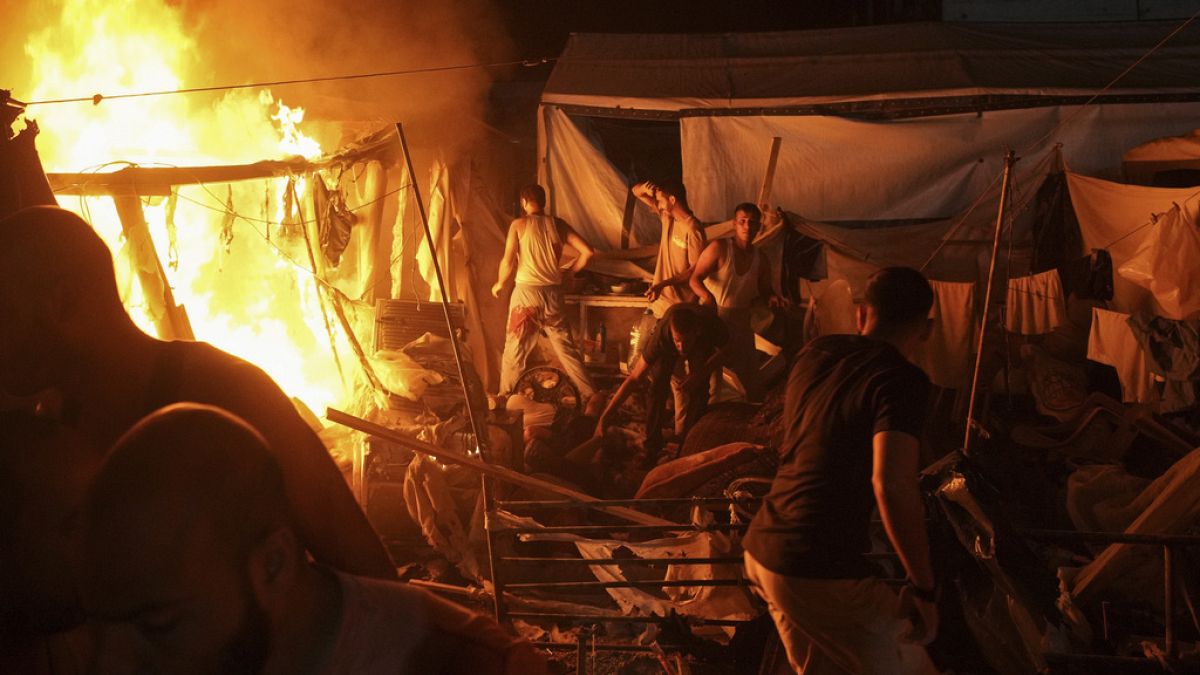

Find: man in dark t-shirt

[743,267,940,675]
[595,303,729,464]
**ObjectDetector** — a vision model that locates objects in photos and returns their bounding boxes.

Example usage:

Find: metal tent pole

[963,149,1016,457]
[394,122,487,453]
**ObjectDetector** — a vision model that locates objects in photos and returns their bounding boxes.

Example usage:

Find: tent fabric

[1066,172,1200,315]
[544,22,1200,111]
[678,104,1200,224]
[542,107,660,253]
[1122,128,1200,185]
[1123,129,1200,163]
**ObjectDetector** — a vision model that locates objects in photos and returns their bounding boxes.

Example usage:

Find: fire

[21,0,348,414]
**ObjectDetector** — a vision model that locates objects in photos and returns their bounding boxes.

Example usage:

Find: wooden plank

[757,137,782,207]
[326,408,676,527]
[111,195,194,341]
[49,158,313,196]
[1071,445,1200,604]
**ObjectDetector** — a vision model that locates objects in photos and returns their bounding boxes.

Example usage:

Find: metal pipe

[501,523,746,535]
[963,149,1016,456]
[533,642,657,654]
[394,122,488,454]
[496,496,758,509]
[506,612,746,627]
[499,556,743,566]
[1165,544,1175,658]
[504,579,749,590]
[481,476,505,623]
[1017,528,1200,547]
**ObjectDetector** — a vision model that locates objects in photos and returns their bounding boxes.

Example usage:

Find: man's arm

[689,241,721,306]
[631,181,659,211]
[560,222,595,273]
[492,220,520,297]
[594,357,650,437]
[873,430,938,643]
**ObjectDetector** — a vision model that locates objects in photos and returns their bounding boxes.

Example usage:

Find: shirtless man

[82,404,547,675]
[492,184,596,398]
[0,206,394,580]
[689,203,782,402]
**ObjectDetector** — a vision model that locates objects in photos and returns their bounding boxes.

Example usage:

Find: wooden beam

[48,158,314,196]
[110,195,194,341]
[326,408,676,527]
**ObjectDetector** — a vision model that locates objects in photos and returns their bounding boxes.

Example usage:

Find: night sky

[498,0,940,61]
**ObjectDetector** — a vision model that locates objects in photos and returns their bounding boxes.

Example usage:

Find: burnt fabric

[744,335,930,578]
[1128,313,1200,413]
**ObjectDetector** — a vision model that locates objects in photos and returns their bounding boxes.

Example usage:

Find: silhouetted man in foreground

[82,403,546,675]
[743,267,940,675]
[0,206,394,579]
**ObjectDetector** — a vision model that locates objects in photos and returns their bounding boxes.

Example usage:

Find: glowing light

[24,0,346,414]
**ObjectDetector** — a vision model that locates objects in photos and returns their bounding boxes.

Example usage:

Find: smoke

[173,0,513,154]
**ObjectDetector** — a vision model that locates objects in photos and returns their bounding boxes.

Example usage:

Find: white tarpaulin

[1067,173,1200,315]
[679,104,1200,225]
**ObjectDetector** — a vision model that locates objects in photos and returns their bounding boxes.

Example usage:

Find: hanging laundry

[1087,308,1157,404]
[911,280,975,389]
[1058,249,1113,302]
[1127,313,1200,413]
[1006,270,1067,335]
[1119,194,1200,320]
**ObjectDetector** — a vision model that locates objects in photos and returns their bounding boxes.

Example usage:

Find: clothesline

[15,57,555,107]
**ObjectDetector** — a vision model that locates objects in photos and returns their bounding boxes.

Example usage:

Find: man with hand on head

[82,403,547,675]
[743,267,940,675]
[631,179,706,319]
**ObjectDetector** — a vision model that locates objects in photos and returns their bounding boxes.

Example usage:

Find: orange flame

[25,0,347,414]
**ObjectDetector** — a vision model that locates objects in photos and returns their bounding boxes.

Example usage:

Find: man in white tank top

[492,185,596,398]
[690,203,782,402]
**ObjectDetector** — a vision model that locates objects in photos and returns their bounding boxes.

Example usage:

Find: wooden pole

[963,150,1016,456]
[757,136,783,207]
[326,407,675,526]
[111,195,194,341]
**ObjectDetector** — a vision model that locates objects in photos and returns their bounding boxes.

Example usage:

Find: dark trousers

[644,354,711,463]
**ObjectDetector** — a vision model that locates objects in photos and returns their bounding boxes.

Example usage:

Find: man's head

[82,404,301,675]
[519,184,547,214]
[0,206,125,395]
[857,267,935,345]
[652,179,689,214]
[0,412,101,635]
[732,203,762,247]
[667,308,703,355]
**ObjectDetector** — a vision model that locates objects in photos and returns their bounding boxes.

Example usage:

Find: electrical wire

[15,57,554,107]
